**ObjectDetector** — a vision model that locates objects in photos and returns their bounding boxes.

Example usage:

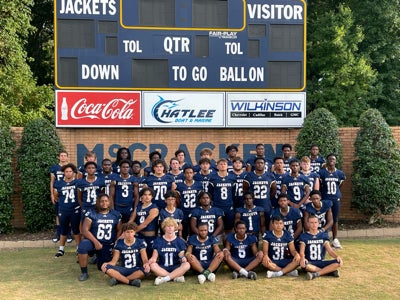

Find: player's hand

[101,263,109,273]
[143,262,150,273]
[94,241,103,250]
[336,256,343,267]
[293,253,300,263]
[300,257,307,268]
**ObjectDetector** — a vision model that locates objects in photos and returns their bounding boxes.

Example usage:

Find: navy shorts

[306,259,338,269]
[58,208,80,235]
[105,265,145,277]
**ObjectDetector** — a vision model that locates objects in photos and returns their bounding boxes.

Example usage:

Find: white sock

[239,268,248,277]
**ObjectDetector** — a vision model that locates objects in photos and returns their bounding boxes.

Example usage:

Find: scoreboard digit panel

[55,0,306,91]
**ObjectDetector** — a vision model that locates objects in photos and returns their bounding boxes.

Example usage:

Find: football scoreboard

[55,0,306,127]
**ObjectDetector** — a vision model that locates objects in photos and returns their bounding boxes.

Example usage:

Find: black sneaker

[78,273,89,281]
[54,250,64,258]
[109,278,118,286]
[247,271,257,280]
[129,279,141,287]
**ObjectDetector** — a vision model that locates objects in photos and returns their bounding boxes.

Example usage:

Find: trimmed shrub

[17,118,64,232]
[352,109,400,223]
[0,125,15,233]
[295,108,343,168]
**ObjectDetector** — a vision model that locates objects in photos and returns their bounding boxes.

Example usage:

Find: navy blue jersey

[170,172,184,185]
[112,175,136,207]
[270,207,302,238]
[187,234,219,264]
[135,203,159,233]
[85,209,121,245]
[50,164,64,181]
[301,171,320,191]
[310,156,326,173]
[299,230,330,261]
[281,174,310,205]
[78,164,102,176]
[159,207,184,226]
[319,168,346,201]
[77,176,106,210]
[53,179,79,212]
[114,237,147,268]
[243,171,276,212]
[176,180,204,215]
[193,162,218,173]
[144,174,175,209]
[304,200,333,229]
[262,230,294,261]
[236,206,264,233]
[245,156,273,172]
[283,158,294,173]
[193,170,214,192]
[272,171,287,208]
[226,233,257,259]
[100,172,118,196]
[232,171,247,208]
[208,172,236,209]
[133,175,146,193]
[152,236,187,268]
[190,206,224,235]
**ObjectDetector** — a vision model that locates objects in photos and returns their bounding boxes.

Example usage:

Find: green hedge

[17,118,64,232]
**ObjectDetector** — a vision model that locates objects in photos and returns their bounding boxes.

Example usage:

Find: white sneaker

[173,276,185,283]
[332,238,343,249]
[266,271,275,278]
[154,276,165,286]
[207,272,216,282]
[198,274,206,284]
[286,270,299,277]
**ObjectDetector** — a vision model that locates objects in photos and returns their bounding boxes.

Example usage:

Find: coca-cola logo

[70,98,136,120]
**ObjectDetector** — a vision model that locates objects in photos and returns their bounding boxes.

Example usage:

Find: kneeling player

[262,215,300,278]
[223,220,263,280]
[299,215,343,280]
[101,223,150,287]
[186,223,224,284]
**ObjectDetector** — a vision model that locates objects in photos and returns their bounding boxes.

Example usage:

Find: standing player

[225,145,239,172]
[300,156,320,191]
[144,159,176,209]
[53,163,81,257]
[281,159,311,210]
[131,160,146,193]
[143,150,162,177]
[319,154,346,249]
[158,190,184,237]
[223,220,263,280]
[149,217,190,285]
[190,191,224,239]
[193,157,214,192]
[245,143,273,172]
[176,165,203,239]
[101,222,149,287]
[109,159,138,223]
[243,157,276,226]
[303,190,333,232]
[299,215,343,280]
[281,144,294,173]
[100,158,118,196]
[77,193,122,281]
[186,223,224,284]
[231,157,247,208]
[193,148,217,173]
[309,144,326,173]
[49,150,69,243]
[169,157,184,184]
[112,147,132,174]
[208,158,237,235]
[271,156,287,209]
[262,215,300,278]
[235,191,265,238]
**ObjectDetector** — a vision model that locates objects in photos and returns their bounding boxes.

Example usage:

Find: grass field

[0,239,399,300]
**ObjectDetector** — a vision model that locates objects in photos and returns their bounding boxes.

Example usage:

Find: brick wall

[10,127,400,228]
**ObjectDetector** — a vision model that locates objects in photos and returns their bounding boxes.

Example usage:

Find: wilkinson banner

[55,90,141,127]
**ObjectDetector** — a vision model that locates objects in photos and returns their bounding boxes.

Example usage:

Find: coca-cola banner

[56,90,141,127]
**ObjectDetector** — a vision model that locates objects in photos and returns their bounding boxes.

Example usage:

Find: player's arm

[234,212,241,225]
[222,240,232,259]
[324,241,343,266]
[213,217,224,237]
[171,182,177,191]
[149,249,159,265]
[101,249,120,273]
[136,208,159,233]
[133,182,139,209]
[140,248,150,273]
[270,181,277,200]
[299,242,307,268]
[242,180,250,193]
[297,184,310,206]
[302,211,310,231]
[115,221,122,240]
[50,174,56,204]
[260,211,266,234]
[288,241,300,263]
[177,221,183,238]
[108,181,116,208]
[53,188,59,202]
[323,209,334,232]
[280,184,287,195]
[190,217,198,235]
[262,240,272,265]
[77,189,83,207]
[245,163,252,172]
[251,241,263,258]
[313,176,320,191]
[293,219,303,240]
[82,218,102,250]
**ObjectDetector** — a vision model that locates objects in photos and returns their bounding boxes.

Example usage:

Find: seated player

[186,223,224,284]
[101,222,150,287]
[149,217,190,285]
[262,215,300,278]
[223,220,263,280]
[299,215,343,280]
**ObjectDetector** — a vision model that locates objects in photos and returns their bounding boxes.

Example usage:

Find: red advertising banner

[55,91,141,127]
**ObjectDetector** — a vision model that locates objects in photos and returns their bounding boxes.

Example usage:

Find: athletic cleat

[78,273,89,281]
[109,278,118,286]
[332,238,343,249]
[129,279,141,287]
[286,270,299,277]
[67,237,73,243]
[154,277,165,286]
[173,276,185,283]
[330,270,340,277]
[54,250,64,258]
[232,271,239,279]
[266,271,275,278]
[247,271,257,280]
[52,236,60,243]
[198,274,206,284]
[306,272,315,280]
[207,272,216,282]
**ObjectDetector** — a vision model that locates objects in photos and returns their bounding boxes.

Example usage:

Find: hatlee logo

[151,96,216,124]
[71,98,136,120]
